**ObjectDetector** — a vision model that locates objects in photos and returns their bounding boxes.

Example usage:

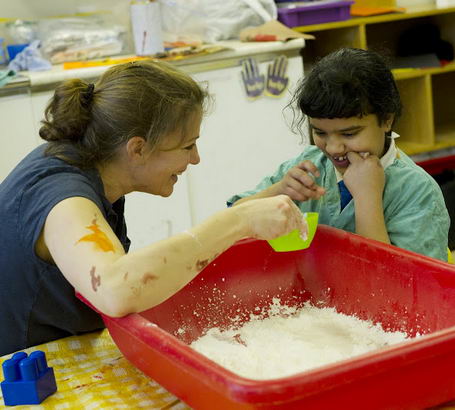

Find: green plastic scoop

[268,212,319,252]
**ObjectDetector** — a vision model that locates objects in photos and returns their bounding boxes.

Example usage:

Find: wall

[0,0,133,50]
[397,0,434,6]
[0,0,129,22]
[0,0,436,20]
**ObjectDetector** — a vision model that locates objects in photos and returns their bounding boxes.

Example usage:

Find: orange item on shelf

[351,6,405,16]
[63,56,149,70]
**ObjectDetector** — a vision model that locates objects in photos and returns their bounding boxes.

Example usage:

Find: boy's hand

[275,160,325,201]
[344,152,385,199]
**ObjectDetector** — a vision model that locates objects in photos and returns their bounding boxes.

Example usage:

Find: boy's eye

[184,143,196,150]
[313,130,326,137]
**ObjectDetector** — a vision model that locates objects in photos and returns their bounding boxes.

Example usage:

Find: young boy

[228,48,450,261]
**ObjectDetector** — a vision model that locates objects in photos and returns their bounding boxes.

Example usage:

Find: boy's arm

[345,152,391,244]
[232,160,325,206]
[233,183,282,205]
[354,192,391,244]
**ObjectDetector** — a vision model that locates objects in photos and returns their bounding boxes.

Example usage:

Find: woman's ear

[126,136,147,162]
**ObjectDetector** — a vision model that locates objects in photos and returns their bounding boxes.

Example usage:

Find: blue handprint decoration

[265,55,289,97]
[241,57,265,99]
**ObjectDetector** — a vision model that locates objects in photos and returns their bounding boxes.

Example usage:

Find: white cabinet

[124,182,192,251]
[30,90,53,144]
[187,54,306,225]
[0,88,38,181]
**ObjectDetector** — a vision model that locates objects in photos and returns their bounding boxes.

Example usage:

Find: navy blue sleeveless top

[0,144,130,355]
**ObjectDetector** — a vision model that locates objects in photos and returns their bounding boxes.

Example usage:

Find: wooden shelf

[297,3,455,157]
[393,63,455,80]
[294,4,455,33]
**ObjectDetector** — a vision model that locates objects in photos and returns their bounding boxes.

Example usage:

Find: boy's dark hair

[292,48,402,132]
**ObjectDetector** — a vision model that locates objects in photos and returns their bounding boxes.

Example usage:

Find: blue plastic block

[1,350,57,406]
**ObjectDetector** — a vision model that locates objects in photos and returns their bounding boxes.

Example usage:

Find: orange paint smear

[77,219,115,252]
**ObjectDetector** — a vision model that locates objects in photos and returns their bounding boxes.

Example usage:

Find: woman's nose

[190,145,200,165]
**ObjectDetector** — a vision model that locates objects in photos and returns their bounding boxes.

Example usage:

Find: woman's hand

[274,160,325,202]
[235,195,308,240]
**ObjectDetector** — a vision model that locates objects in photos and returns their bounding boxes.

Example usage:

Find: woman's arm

[42,195,306,317]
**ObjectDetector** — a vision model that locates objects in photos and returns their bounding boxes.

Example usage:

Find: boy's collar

[335,132,400,182]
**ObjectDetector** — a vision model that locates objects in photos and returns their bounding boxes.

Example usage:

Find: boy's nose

[325,137,345,156]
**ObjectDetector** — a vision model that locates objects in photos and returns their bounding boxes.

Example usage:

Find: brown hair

[39,60,208,168]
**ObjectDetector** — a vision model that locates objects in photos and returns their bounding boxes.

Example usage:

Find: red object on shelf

[416,154,455,174]
[79,226,455,409]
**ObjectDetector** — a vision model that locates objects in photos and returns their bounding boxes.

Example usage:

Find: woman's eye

[184,144,196,150]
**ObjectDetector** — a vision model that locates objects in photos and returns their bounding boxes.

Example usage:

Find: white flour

[190,298,409,380]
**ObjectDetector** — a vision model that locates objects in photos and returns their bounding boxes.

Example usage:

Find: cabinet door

[31,90,54,146]
[187,55,306,225]
[0,89,38,181]
[124,177,192,251]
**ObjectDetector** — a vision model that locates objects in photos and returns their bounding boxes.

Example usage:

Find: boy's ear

[384,114,395,132]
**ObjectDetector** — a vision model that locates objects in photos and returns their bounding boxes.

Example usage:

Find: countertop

[4,39,305,89]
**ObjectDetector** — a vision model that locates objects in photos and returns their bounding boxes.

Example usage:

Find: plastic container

[277,1,354,27]
[6,44,29,61]
[81,225,455,409]
[268,211,319,251]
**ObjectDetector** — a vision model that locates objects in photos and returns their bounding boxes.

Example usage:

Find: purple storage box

[277,1,355,27]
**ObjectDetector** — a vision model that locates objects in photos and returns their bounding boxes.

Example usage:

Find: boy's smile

[310,114,393,174]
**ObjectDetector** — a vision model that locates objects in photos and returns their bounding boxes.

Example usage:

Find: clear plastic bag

[37,16,127,64]
[160,0,277,43]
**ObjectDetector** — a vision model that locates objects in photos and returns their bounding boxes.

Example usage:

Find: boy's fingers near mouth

[346,151,363,163]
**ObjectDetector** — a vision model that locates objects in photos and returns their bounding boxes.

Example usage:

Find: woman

[0,61,307,355]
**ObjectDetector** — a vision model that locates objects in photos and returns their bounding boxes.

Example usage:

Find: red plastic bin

[277,1,354,27]
[87,225,455,409]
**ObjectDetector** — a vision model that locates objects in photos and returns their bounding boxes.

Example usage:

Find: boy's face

[309,114,393,175]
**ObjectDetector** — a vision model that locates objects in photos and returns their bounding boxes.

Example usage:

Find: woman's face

[310,114,392,175]
[135,111,202,197]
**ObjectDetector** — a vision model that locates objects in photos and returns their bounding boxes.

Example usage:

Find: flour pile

[190,298,409,380]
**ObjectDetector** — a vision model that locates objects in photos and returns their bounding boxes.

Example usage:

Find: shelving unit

[293,4,455,156]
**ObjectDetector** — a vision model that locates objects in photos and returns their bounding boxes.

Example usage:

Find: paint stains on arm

[196,259,209,270]
[76,218,115,252]
[142,272,158,285]
[90,266,101,292]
